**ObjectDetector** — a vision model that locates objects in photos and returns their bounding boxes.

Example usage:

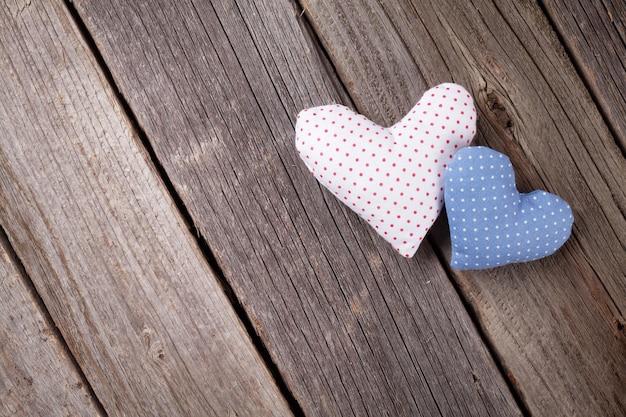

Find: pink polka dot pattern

[295,83,476,257]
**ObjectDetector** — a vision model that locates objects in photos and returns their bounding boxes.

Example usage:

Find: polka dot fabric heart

[296,83,476,257]
[445,146,574,269]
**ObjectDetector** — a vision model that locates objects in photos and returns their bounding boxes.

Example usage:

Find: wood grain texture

[301,0,626,415]
[540,0,626,151]
[0,230,103,417]
[73,0,522,416]
[0,1,291,416]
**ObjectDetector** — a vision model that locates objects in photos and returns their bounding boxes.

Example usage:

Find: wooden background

[0,0,624,416]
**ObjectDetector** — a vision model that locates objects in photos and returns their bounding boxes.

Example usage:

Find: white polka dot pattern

[445,146,574,269]
[296,83,476,257]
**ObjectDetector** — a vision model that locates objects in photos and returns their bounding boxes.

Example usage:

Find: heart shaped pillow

[296,83,476,257]
[445,146,574,269]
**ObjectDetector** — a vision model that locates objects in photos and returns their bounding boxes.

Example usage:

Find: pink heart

[296,83,476,257]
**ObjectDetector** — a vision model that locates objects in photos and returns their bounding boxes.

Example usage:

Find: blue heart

[444,146,574,270]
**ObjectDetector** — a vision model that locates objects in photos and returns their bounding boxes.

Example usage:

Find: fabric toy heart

[445,146,574,269]
[296,83,476,257]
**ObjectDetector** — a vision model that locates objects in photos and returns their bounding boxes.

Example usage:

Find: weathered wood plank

[0,229,104,417]
[73,0,522,416]
[300,0,626,415]
[0,1,291,415]
[541,0,626,151]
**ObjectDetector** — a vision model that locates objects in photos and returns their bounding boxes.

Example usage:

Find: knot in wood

[486,88,514,137]
[149,340,166,361]
[142,326,166,361]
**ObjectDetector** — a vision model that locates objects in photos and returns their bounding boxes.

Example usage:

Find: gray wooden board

[301,0,626,415]
[0,1,292,415]
[541,0,626,151]
[73,0,522,416]
[0,230,104,417]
